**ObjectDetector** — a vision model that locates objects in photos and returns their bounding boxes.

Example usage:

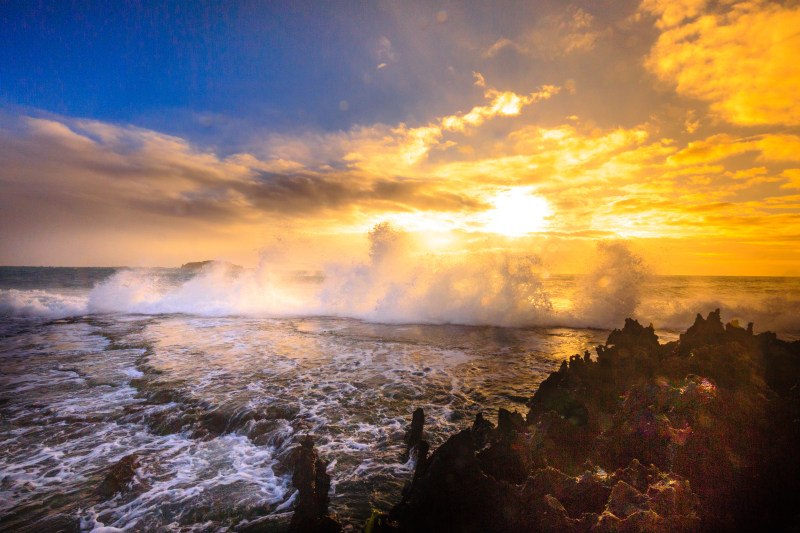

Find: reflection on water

[0,314,606,530]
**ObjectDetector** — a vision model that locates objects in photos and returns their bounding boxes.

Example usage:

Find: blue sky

[3,1,400,132]
[1,1,656,143]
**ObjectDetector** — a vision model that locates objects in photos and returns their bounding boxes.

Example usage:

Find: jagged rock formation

[382,310,800,532]
[401,407,425,463]
[287,436,341,533]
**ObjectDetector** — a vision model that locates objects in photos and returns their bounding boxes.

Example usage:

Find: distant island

[180,260,243,272]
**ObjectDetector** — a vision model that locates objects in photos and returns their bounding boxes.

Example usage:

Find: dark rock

[526,465,611,518]
[401,408,424,462]
[760,334,800,395]
[477,409,535,484]
[611,459,661,494]
[606,480,648,518]
[391,429,512,532]
[606,318,660,355]
[678,309,726,356]
[19,513,81,533]
[538,494,574,532]
[412,440,430,480]
[470,412,495,449]
[496,408,525,434]
[385,310,799,532]
[288,436,341,533]
[526,366,589,427]
[97,454,139,499]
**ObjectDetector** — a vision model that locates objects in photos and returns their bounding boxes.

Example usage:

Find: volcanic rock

[401,408,425,462]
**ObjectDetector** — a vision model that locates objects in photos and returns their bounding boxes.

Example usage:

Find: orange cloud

[668,134,800,166]
[4,70,800,272]
[640,0,708,29]
[781,170,800,190]
[644,0,800,126]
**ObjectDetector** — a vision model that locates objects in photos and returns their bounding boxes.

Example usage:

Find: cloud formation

[643,0,800,126]
[2,1,800,273]
[485,6,600,59]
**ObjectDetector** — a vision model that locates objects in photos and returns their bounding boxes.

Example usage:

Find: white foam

[78,238,661,330]
[3,228,797,334]
[0,288,88,318]
[120,367,144,379]
[85,434,288,531]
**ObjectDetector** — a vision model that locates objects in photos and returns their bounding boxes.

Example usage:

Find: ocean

[1,265,799,531]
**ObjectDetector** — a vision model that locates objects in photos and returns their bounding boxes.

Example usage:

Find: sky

[1,0,800,275]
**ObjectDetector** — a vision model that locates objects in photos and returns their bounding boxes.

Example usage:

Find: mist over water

[2,232,798,337]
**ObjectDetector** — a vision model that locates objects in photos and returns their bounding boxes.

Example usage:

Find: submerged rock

[18,513,81,533]
[96,454,139,499]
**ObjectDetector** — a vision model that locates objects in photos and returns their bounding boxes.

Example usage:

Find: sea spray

[318,223,554,325]
[571,240,651,329]
[2,227,798,336]
[84,227,647,327]
[0,288,88,318]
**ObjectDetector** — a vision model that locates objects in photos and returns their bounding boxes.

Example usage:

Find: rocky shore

[285,310,800,532]
[370,310,800,532]
[77,309,800,532]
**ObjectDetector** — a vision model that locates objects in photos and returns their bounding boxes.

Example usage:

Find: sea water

[1,265,799,531]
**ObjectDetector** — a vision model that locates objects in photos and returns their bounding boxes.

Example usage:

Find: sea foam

[2,228,799,336]
[0,288,89,319]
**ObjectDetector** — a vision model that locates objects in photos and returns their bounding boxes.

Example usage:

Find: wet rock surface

[401,407,425,463]
[96,454,139,499]
[287,436,341,533]
[381,310,800,532]
[18,513,82,533]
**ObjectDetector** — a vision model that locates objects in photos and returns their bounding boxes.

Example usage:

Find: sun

[481,188,551,236]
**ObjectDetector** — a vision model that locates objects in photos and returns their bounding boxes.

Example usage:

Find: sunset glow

[3,4,800,530]
[0,1,799,275]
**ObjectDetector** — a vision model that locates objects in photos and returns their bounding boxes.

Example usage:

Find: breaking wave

[82,234,649,329]
[2,227,799,336]
[0,289,88,319]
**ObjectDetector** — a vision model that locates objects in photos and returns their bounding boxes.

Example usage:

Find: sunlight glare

[482,188,551,236]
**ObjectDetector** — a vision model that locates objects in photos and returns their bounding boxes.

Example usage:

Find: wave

[80,232,647,329]
[0,289,89,319]
[2,227,799,336]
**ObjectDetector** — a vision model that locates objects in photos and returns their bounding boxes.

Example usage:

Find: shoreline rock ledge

[374,310,800,532]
